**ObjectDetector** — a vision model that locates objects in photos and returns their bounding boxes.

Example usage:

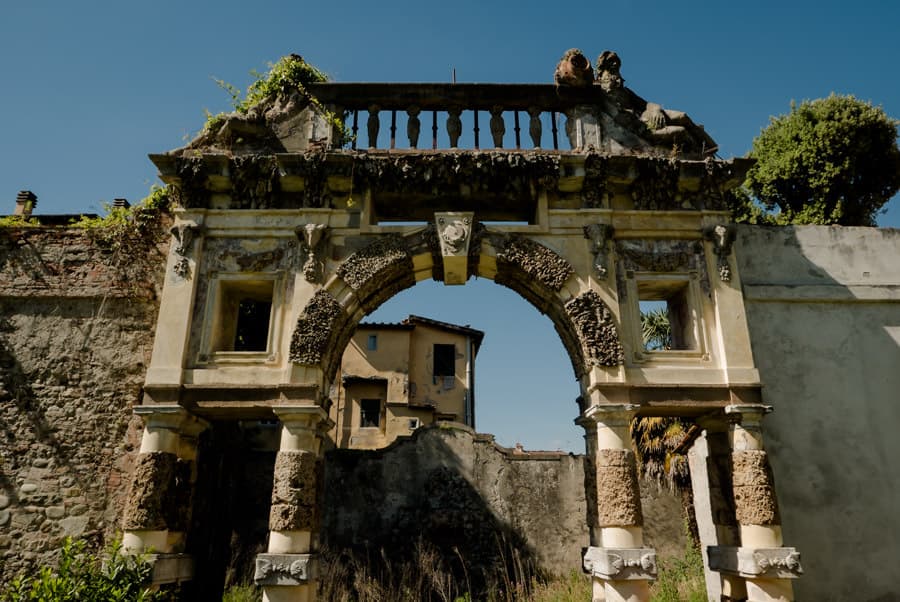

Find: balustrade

[307,82,607,152]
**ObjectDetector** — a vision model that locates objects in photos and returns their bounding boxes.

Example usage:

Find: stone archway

[125,55,801,602]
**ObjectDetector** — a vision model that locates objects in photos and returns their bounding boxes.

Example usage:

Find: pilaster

[122,405,209,586]
[581,403,654,602]
[258,405,332,602]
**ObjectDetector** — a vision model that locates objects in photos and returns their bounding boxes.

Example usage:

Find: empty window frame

[636,278,699,351]
[367,334,378,351]
[209,279,275,353]
[433,344,456,378]
[360,398,381,428]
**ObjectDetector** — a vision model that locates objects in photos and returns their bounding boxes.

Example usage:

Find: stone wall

[322,423,685,580]
[736,225,900,601]
[0,226,166,582]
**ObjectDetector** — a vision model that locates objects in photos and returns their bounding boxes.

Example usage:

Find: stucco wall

[322,423,686,579]
[0,226,166,582]
[736,225,900,602]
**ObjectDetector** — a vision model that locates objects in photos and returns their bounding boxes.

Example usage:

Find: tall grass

[222,540,706,602]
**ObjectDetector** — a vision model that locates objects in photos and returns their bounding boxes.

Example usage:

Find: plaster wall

[322,423,686,578]
[736,225,900,602]
[408,325,471,420]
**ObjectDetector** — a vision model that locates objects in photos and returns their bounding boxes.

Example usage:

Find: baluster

[432,111,438,150]
[367,105,380,149]
[407,106,421,149]
[551,111,559,150]
[447,108,462,148]
[390,110,397,149]
[528,107,542,148]
[513,111,521,149]
[351,110,359,150]
[489,106,505,148]
[473,110,480,150]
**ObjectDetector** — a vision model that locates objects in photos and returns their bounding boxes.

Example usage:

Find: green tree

[745,94,900,226]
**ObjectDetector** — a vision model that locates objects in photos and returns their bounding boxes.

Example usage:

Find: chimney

[14,191,37,217]
[112,198,130,209]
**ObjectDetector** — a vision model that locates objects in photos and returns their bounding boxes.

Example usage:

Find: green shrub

[222,584,261,602]
[0,537,165,602]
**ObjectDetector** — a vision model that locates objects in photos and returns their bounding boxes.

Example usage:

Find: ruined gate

[123,52,801,601]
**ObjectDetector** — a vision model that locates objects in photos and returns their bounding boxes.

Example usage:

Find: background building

[332,315,483,449]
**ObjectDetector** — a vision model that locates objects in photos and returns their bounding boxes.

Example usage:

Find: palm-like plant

[640,307,672,351]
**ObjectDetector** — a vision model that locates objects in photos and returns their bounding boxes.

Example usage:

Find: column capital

[724,404,772,425]
[583,403,640,426]
[272,405,331,430]
[134,404,209,435]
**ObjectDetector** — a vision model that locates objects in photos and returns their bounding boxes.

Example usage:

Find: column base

[255,553,317,586]
[707,546,802,579]
[583,546,657,580]
[146,553,194,585]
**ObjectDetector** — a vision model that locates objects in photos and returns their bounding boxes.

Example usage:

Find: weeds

[0,537,167,602]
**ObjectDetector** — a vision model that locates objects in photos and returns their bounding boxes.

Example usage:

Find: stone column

[581,404,655,602]
[690,417,747,601]
[706,405,802,602]
[256,406,330,602]
[122,405,208,585]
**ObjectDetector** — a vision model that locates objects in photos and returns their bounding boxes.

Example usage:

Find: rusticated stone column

[581,404,655,602]
[257,406,331,602]
[122,405,208,585]
[706,405,802,602]
[691,416,747,601]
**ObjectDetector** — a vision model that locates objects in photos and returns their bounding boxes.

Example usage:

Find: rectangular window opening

[211,279,275,353]
[433,344,456,377]
[637,280,696,351]
[367,334,378,351]
[360,398,381,428]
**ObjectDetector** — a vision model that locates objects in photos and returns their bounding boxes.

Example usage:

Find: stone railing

[308,83,610,151]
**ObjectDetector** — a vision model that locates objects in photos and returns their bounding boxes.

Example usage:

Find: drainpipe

[465,335,474,428]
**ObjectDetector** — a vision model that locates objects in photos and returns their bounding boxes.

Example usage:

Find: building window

[636,277,699,351]
[433,344,455,377]
[367,334,378,350]
[210,279,275,353]
[360,399,381,428]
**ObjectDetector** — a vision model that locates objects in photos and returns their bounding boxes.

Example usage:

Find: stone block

[254,553,317,586]
[0,510,9,526]
[0,495,10,509]
[122,451,177,530]
[596,449,643,527]
[59,516,89,538]
[269,503,316,532]
[707,545,802,579]
[583,546,657,580]
[46,506,66,519]
[148,553,194,584]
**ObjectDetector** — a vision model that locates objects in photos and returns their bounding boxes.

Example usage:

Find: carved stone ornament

[583,546,657,580]
[295,223,329,283]
[435,212,475,285]
[565,290,624,367]
[170,221,200,279]
[707,546,802,579]
[583,224,613,279]
[254,553,317,586]
[703,224,736,281]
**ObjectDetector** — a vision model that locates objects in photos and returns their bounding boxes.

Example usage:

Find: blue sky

[3,1,899,450]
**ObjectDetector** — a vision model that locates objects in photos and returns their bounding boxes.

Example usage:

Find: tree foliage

[745,94,900,226]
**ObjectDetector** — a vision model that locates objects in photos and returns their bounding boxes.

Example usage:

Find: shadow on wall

[735,225,900,601]
[183,421,687,598]
[0,299,149,581]
[321,424,567,599]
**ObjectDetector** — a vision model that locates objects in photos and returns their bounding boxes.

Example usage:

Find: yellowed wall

[333,323,475,449]
[408,326,471,424]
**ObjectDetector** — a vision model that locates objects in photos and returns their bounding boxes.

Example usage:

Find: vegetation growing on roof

[70,184,172,251]
[204,54,350,144]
